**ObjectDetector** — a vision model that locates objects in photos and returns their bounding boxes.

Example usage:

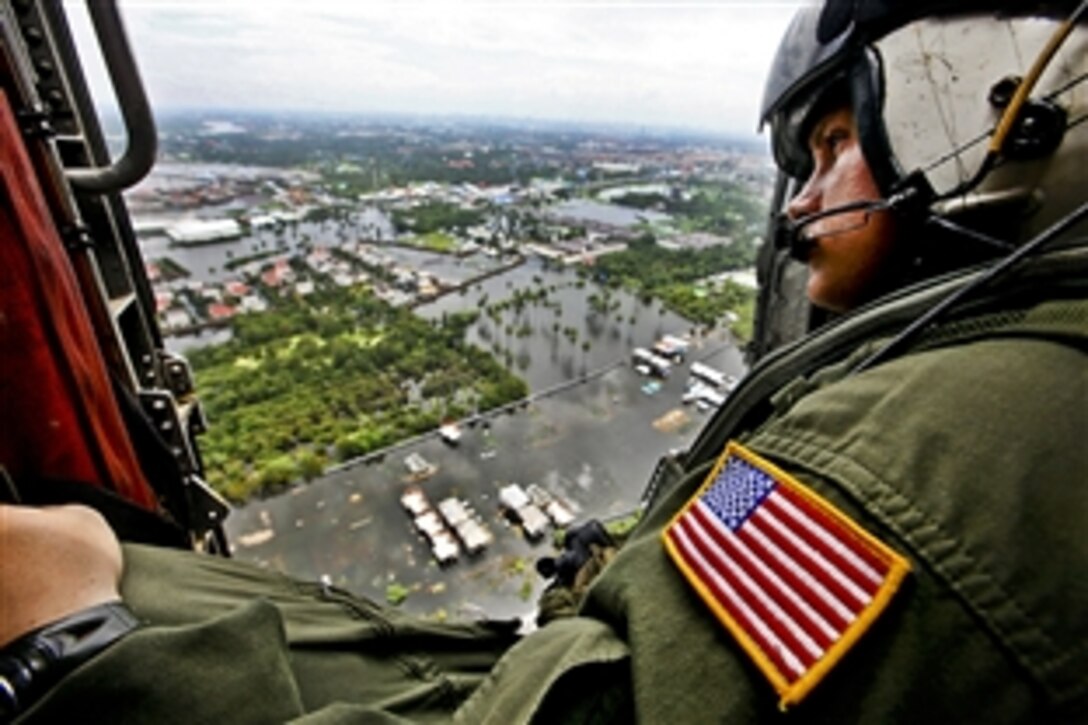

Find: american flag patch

[663,442,910,709]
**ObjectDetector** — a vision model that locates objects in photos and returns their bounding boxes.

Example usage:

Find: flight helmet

[761,0,1087,251]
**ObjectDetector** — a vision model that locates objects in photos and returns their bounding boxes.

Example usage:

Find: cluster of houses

[150,237,470,333]
[152,275,271,332]
[141,162,762,337]
[398,478,577,565]
[498,483,576,541]
[400,484,494,565]
[349,242,456,305]
[358,177,563,209]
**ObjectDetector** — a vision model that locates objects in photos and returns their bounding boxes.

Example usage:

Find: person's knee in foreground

[1,505,124,647]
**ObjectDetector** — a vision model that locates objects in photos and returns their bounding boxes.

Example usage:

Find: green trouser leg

[20,544,520,724]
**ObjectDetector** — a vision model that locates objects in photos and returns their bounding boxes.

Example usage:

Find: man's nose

[786,177,820,220]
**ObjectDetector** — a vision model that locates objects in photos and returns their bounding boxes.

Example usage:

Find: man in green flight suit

[3,1,1086,722]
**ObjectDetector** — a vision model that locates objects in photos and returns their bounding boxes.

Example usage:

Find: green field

[189,289,526,502]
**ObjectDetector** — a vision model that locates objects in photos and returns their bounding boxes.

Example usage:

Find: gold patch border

[661,441,911,709]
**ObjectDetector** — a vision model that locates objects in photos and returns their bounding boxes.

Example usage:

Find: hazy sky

[67,1,802,136]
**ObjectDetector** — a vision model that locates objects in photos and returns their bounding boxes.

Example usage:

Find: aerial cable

[922,214,1016,254]
[1042,70,1088,102]
[916,70,1088,177]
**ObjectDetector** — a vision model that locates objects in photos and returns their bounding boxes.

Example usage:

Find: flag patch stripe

[754,504,872,609]
[692,502,839,649]
[739,524,854,631]
[663,442,911,708]
[773,483,888,585]
[668,523,808,681]
[684,508,825,663]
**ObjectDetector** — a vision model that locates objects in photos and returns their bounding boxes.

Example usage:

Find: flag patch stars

[662,442,911,709]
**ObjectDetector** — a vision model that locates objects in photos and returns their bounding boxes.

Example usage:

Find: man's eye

[824,129,849,154]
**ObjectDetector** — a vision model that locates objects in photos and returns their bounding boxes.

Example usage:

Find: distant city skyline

[66,1,801,138]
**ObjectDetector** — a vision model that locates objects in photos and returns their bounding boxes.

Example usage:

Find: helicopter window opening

[38,2,802,618]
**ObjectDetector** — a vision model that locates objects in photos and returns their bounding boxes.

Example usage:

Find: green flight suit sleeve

[453,617,630,724]
[460,326,1086,722]
[745,334,1088,713]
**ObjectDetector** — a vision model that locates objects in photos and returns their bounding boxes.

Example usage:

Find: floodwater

[416,258,714,390]
[142,163,750,622]
[139,207,396,286]
[167,327,234,354]
[223,257,747,624]
[547,198,671,227]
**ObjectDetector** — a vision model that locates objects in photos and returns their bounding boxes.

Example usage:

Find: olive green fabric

[20,599,307,724]
[459,295,1088,722]
[19,545,519,723]
[16,285,1088,723]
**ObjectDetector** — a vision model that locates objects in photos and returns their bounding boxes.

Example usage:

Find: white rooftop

[400,486,430,516]
[518,505,550,538]
[413,511,446,538]
[437,498,470,527]
[430,531,460,563]
[455,519,493,553]
[499,484,530,511]
[166,218,241,244]
[545,500,577,528]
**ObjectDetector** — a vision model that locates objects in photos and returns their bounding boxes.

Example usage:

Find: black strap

[684,246,1088,479]
[0,601,139,722]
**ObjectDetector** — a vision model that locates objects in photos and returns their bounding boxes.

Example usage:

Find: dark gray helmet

[761,0,1086,244]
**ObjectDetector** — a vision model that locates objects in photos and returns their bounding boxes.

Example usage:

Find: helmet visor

[761,5,854,179]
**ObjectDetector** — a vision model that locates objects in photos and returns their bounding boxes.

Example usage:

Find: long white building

[166,219,242,245]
